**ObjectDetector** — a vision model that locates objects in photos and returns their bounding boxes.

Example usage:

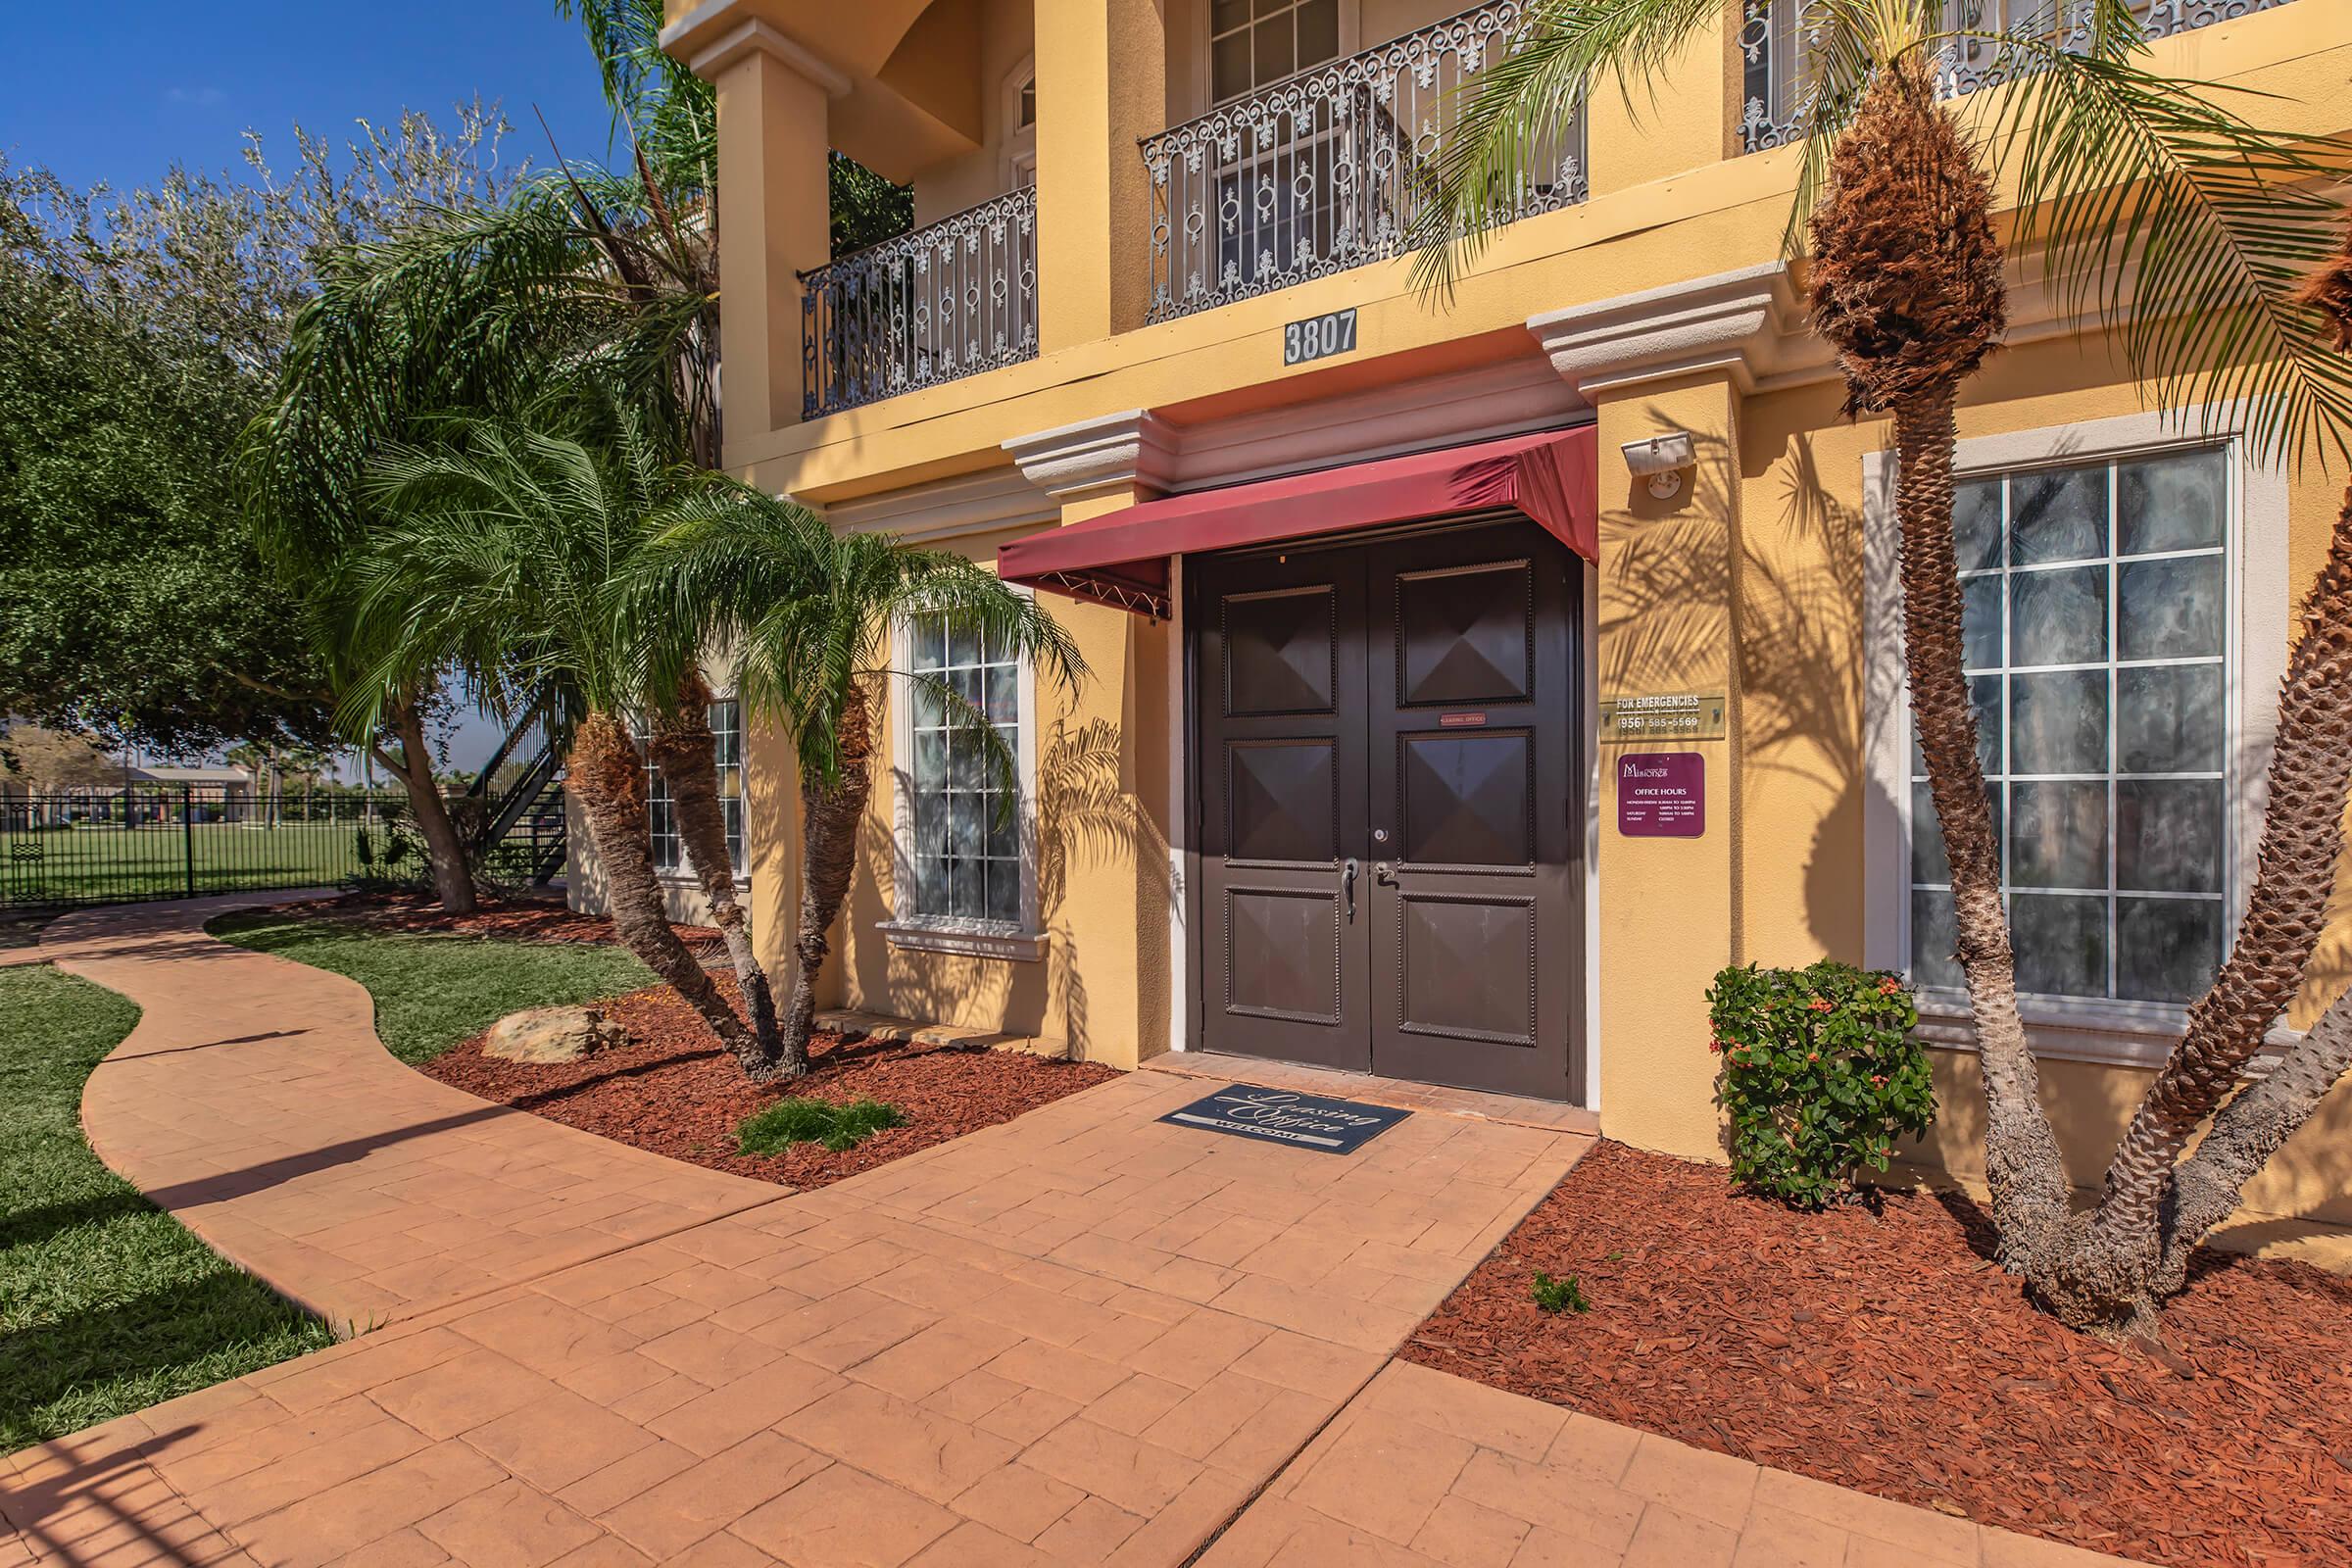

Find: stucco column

[692,23,842,450]
[1032,0,1164,350]
[1005,413,1180,1067]
[1530,266,1802,1150]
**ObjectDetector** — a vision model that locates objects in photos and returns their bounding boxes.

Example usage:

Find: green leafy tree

[0,165,327,755]
[1413,0,2352,1330]
[831,152,913,254]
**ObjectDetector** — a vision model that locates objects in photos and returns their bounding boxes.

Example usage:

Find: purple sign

[1617,753,1705,837]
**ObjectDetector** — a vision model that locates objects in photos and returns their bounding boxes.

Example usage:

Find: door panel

[1195,553,1371,1070]
[1192,516,1579,1099]
[1366,523,1578,1101]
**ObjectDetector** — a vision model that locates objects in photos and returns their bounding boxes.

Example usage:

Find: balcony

[1142,0,1588,325]
[799,186,1041,419]
[1739,0,2300,153]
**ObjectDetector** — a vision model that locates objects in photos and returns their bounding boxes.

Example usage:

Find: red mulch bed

[276,891,719,948]
[422,978,1119,1189]
[1401,1141,2352,1568]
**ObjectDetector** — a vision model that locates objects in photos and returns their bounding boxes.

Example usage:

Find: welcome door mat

[1159,1085,1409,1154]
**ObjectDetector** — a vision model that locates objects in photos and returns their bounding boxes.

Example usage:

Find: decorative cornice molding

[1165,357,1583,490]
[1529,256,2127,403]
[1526,262,1819,400]
[1002,410,1179,504]
[665,6,851,95]
[823,466,1058,544]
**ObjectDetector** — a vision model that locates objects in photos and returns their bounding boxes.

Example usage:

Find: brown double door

[1192,515,1581,1102]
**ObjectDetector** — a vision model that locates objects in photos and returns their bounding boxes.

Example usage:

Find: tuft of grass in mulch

[0,965,332,1453]
[737,1097,906,1155]
[208,905,657,1065]
[1403,1140,2352,1568]
[422,979,1121,1188]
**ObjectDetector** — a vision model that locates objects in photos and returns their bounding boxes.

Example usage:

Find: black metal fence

[0,786,434,909]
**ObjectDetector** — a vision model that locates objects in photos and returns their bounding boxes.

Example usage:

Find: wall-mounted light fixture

[1620,430,1696,500]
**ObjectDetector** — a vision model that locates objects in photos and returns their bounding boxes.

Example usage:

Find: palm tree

[1413,0,2352,1329]
[644,495,1088,1078]
[341,401,780,1075]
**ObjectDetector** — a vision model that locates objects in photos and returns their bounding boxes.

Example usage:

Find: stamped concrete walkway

[3,898,2134,1568]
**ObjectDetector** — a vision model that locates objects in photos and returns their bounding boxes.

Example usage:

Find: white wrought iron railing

[1143,0,1588,324]
[1740,0,2297,154]
[800,185,1040,417]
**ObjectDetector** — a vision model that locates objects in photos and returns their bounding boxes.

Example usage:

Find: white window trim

[1186,0,1360,115]
[1001,55,1037,191]
[1862,404,2288,1067]
[644,695,751,890]
[878,604,1049,962]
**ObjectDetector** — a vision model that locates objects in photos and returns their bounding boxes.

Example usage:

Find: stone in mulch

[480,1004,628,1064]
[424,978,1119,1188]
[1402,1140,2352,1568]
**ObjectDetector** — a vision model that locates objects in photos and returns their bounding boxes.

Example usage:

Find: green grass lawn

[207,909,657,1065]
[1,820,405,908]
[0,965,334,1453]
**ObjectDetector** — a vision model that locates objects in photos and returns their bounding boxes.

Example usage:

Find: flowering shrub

[1706,959,1935,1208]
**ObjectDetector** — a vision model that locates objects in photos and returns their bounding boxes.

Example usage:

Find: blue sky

[0,1,618,195]
[2,1,622,774]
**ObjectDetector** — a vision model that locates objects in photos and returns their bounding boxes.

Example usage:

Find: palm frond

[1962,31,2352,465]
[1407,0,1723,298]
[638,488,1092,789]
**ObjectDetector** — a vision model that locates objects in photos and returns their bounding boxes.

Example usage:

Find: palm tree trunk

[569,710,761,1065]
[382,694,477,916]
[2150,986,2352,1299]
[776,684,875,1077]
[647,673,783,1077]
[1892,391,2075,1268]
[2036,476,2352,1328]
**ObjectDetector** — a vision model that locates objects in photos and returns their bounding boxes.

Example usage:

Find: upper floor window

[644,699,747,879]
[1004,59,1039,188]
[1211,0,1342,102]
[1908,448,2231,1005]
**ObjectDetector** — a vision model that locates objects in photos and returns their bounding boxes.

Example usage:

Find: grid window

[906,613,1025,927]
[1909,448,2230,1005]
[643,700,746,878]
[1209,0,1342,102]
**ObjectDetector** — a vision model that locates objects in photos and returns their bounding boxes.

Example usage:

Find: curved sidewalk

[49,893,784,1330]
[3,897,2132,1568]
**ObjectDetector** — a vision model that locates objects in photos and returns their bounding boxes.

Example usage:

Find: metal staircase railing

[469,714,566,888]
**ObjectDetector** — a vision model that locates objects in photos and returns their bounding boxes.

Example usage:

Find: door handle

[1341,858,1358,922]
[1373,861,1396,886]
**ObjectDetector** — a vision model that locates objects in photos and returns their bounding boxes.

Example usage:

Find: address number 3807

[1283,308,1359,367]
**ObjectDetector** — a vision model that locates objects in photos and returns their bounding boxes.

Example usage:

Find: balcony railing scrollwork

[1740,0,2297,154]
[800,185,1040,418]
[1143,0,1588,325]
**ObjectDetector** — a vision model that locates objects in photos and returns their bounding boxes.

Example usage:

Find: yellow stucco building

[596,0,2352,1252]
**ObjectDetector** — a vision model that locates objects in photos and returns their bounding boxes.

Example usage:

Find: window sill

[876,919,1050,962]
[1914,991,2299,1071]
[655,869,750,890]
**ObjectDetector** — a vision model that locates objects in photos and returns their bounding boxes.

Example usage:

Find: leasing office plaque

[1617,753,1705,838]
[1598,691,1727,743]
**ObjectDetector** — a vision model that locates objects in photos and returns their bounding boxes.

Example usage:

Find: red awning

[998,426,1598,617]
